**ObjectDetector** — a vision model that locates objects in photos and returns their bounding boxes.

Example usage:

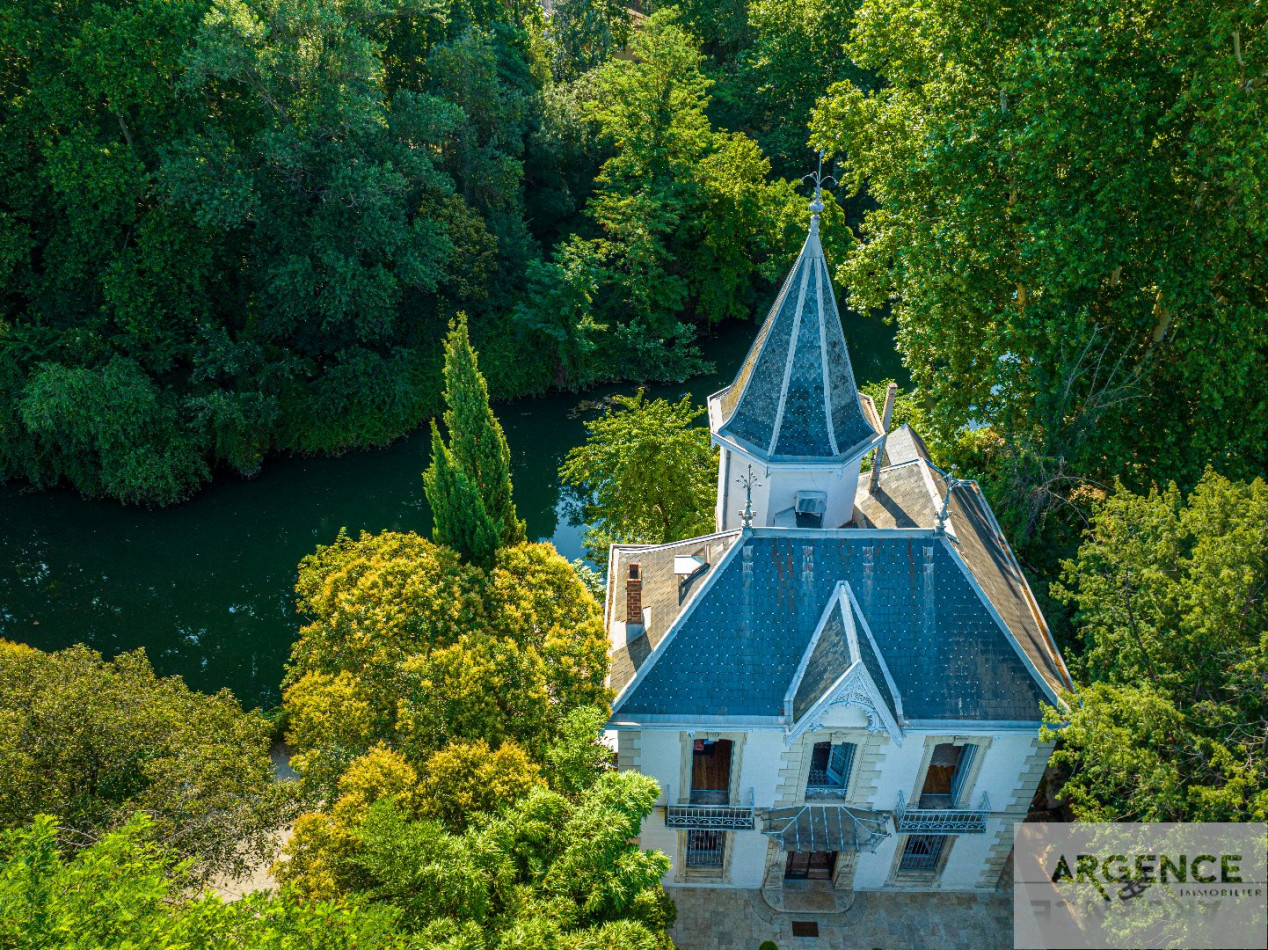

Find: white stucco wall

[623,721,1049,892]
[715,448,863,531]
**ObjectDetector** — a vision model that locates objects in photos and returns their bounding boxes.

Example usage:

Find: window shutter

[827,742,856,789]
[951,743,977,804]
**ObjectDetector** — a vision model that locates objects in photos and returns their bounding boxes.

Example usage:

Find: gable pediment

[784,582,904,745]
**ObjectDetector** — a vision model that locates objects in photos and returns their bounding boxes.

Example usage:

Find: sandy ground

[210,744,297,901]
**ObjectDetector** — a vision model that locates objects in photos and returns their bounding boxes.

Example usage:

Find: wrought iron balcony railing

[665,804,756,830]
[805,783,849,801]
[894,789,992,835]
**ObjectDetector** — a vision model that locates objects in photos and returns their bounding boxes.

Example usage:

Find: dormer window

[794,492,827,528]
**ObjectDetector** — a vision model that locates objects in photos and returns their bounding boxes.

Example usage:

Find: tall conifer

[439,315,527,546]
[423,422,499,567]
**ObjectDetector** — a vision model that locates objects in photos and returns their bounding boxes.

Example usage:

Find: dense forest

[1,0,1265,944]
[0,0,855,505]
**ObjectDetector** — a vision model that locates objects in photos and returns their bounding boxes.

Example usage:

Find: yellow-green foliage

[279,745,421,900]
[416,740,544,831]
[0,641,286,883]
[283,531,610,789]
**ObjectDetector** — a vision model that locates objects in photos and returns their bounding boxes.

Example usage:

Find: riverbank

[0,315,905,708]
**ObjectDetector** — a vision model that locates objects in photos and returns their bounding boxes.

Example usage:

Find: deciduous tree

[561,392,717,564]
[812,0,1268,542]
[1043,471,1268,822]
[0,642,289,883]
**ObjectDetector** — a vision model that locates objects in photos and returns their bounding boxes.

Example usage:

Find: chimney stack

[625,563,643,628]
[869,382,898,491]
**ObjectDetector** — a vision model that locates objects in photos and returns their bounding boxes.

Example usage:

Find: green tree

[278,771,674,945]
[424,422,501,568]
[437,316,527,548]
[518,10,818,389]
[0,641,289,883]
[812,0,1268,544]
[546,0,630,81]
[727,0,869,175]
[0,814,413,949]
[1043,471,1268,821]
[284,532,609,791]
[561,392,717,564]
[415,740,544,831]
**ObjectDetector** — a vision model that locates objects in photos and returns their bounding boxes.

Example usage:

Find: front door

[785,850,836,880]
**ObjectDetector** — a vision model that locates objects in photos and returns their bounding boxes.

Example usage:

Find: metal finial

[935,467,962,534]
[801,150,836,217]
[737,464,761,528]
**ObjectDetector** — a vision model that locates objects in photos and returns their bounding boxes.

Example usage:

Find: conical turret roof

[708,212,881,462]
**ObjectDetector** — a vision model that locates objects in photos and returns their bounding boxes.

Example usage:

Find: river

[0,313,905,709]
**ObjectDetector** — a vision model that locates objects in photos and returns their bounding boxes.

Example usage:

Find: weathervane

[801,149,836,217]
[737,464,761,529]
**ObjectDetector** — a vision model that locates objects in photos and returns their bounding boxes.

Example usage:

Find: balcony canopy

[763,804,890,853]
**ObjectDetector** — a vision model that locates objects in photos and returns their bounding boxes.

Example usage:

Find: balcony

[666,804,756,830]
[806,767,849,801]
[894,789,992,835]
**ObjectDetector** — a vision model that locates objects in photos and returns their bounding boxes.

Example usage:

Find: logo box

[1014,822,1267,949]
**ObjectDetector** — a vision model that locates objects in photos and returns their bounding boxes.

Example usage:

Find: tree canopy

[283,531,609,789]
[0,0,830,505]
[0,814,414,949]
[425,317,526,565]
[811,0,1268,543]
[1043,471,1268,822]
[560,391,717,565]
[0,641,288,883]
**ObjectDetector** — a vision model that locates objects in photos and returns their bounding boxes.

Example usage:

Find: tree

[284,532,609,792]
[277,772,674,945]
[728,0,870,175]
[424,422,501,568]
[0,814,413,949]
[1042,471,1268,822]
[0,0,560,505]
[415,740,544,831]
[517,10,819,389]
[0,641,289,883]
[811,0,1268,544]
[561,392,717,564]
[546,0,630,82]
[435,316,527,549]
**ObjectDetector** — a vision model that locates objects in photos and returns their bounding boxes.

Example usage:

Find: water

[0,312,905,709]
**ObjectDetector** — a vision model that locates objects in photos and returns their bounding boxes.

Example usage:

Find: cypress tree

[423,422,499,567]
[439,315,527,546]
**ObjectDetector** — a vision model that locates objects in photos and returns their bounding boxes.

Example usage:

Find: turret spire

[706,156,880,464]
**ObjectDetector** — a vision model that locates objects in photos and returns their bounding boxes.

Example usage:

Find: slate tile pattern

[710,228,879,463]
[619,529,1049,722]
[790,596,852,722]
[607,533,743,696]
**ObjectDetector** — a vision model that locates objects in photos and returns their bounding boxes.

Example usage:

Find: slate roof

[786,585,901,726]
[707,219,881,462]
[880,424,932,467]
[606,532,742,696]
[790,594,854,722]
[854,458,1073,699]
[613,529,1053,723]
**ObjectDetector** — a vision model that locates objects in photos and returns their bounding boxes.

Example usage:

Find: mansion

[602,189,1071,897]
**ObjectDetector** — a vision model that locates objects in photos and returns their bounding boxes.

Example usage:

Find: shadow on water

[0,311,905,708]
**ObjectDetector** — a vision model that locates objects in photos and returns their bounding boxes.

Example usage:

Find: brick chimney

[625,562,643,628]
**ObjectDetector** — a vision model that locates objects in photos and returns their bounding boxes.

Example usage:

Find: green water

[0,314,904,709]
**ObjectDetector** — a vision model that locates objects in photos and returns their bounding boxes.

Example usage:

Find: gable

[613,531,1051,724]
